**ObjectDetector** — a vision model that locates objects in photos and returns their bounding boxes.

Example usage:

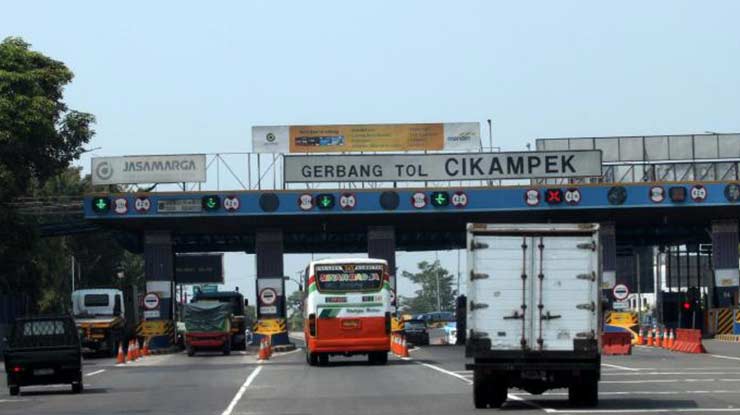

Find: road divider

[671,329,706,354]
[602,332,632,355]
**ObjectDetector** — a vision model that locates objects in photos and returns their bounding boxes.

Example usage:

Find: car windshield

[404,321,425,330]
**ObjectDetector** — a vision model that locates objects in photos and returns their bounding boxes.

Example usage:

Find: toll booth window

[315,264,384,293]
[84,294,110,307]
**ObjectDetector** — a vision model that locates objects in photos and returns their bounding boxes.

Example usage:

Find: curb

[273,343,297,353]
[148,346,182,355]
[714,334,740,342]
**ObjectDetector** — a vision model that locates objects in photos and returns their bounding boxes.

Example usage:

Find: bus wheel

[306,349,318,366]
[318,353,329,366]
[369,352,388,365]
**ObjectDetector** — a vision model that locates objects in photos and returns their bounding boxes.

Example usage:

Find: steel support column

[712,220,739,307]
[368,225,397,295]
[600,222,617,308]
[144,231,174,348]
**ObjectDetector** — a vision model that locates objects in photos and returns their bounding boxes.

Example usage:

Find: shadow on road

[20,387,109,397]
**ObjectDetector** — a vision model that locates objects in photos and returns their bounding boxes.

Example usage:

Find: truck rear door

[467,224,600,352]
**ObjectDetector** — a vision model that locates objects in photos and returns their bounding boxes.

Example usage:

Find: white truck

[72,289,127,356]
[465,224,602,408]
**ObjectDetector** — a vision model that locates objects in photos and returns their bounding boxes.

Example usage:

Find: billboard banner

[91,154,207,185]
[175,254,224,284]
[252,122,480,153]
[284,150,602,182]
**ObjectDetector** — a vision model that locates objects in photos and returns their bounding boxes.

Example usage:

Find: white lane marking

[0,399,29,403]
[405,358,544,412]
[453,370,473,374]
[221,366,263,415]
[602,363,639,371]
[710,354,740,362]
[85,369,106,377]
[407,359,472,384]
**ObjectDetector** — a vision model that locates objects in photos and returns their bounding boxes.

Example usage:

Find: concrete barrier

[602,332,632,355]
[671,329,706,354]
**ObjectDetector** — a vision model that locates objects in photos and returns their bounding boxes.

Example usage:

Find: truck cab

[191,291,248,350]
[72,289,126,356]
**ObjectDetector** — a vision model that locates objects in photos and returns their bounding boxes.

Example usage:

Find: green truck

[183,302,232,356]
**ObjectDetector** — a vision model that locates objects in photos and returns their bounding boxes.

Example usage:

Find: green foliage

[286,290,304,331]
[399,260,456,314]
[0,37,96,309]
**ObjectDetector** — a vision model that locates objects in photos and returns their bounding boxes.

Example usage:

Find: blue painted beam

[84,182,740,220]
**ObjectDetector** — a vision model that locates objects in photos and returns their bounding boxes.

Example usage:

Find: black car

[402,320,429,346]
[3,315,83,396]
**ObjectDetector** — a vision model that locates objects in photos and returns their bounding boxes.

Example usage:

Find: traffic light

[202,195,221,211]
[430,191,450,207]
[545,189,563,205]
[316,194,335,210]
[682,301,691,311]
[91,196,110,214]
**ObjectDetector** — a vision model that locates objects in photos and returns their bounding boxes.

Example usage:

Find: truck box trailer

[465,223,602,408]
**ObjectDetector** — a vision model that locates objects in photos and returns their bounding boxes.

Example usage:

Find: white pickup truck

[465,223,602,408]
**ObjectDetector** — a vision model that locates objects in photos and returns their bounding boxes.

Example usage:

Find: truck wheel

[186,345,195,357]
[569,373,598,407]
[318,353,329,366]
[9,386,19,396]
[223,341,232,356]
[473,370,507,408]
[307,350,319,366]
[72,374,83,394]
[375,352,388,365]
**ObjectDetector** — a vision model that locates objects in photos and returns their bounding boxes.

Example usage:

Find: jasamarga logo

[124,159,198,173]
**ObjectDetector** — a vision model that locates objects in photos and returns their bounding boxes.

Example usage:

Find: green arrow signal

[320,197,331,207]
[96,199,107,210]
[435,194,447,204]
[206,198,217,208]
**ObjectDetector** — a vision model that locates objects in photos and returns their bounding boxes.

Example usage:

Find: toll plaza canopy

[84,181,740,253]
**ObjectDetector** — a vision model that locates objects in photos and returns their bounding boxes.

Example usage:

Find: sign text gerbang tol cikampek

[284,151,602,182]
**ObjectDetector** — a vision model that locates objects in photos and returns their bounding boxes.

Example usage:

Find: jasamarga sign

[92,154,207,185]
[252,122,480,153]
[284,151,602,182]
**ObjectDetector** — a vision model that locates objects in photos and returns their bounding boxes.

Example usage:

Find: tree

[0,37,95,305]
[399,260,456,314]
[286,290,304,331]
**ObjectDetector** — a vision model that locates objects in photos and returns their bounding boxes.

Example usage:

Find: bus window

[314,263,385,292]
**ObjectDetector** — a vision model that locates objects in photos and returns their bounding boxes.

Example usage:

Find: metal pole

[456,249,461,296]
[257,155,262,190]
[436,269,441,311]
[71,256,75,293]
[636,252,642,327]
[247,154,252,190]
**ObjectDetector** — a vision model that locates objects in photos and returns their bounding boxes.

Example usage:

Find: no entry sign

[259,288,277,305]
[612,284,630,301]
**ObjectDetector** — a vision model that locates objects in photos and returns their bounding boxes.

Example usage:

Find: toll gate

[82,131,740,347]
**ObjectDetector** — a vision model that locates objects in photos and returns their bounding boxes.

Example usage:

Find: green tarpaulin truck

[183,302,232,356]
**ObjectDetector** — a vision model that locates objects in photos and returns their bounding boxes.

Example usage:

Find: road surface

[4,339,740,414]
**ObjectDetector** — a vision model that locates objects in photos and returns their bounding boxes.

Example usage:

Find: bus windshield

[315,263,384,293]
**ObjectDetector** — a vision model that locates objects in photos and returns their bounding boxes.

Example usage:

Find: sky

[3,1,740,306]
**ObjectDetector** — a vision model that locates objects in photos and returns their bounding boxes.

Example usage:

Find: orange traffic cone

[668,329,675,350]
[646,329,653,346]
[116,342,126,364]
[655,328,662,348]
[127,340,134,361]
[636,327,644,345]
[259,337,270,360]
[142,338,149,357]
[400,336,410,358]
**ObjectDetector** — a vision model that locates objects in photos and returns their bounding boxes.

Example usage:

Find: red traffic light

[682,302,691,310]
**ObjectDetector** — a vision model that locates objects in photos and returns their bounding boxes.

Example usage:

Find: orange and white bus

[303,258,392,366]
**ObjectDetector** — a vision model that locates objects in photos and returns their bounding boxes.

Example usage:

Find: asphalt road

[4,339,740,414]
